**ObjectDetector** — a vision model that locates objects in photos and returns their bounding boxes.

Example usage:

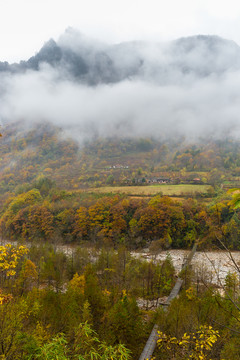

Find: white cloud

[1,63,240,142]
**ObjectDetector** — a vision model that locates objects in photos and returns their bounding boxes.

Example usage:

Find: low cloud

[1,33,240,143]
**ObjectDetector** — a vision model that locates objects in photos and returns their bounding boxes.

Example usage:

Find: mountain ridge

[1,30,240,84]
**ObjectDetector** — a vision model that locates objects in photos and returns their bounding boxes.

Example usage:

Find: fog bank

[1,31,240,142]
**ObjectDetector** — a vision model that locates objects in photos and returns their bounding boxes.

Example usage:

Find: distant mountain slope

[1,29,240,84]
[1,120,240,198]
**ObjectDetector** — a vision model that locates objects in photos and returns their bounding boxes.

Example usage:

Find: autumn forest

[0,118,239,359]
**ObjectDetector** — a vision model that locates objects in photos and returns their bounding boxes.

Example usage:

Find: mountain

[1,29,240,84]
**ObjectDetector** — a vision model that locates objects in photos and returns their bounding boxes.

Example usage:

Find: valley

[1,30,240,359]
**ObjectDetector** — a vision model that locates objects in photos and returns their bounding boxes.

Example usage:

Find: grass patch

[88,184,213,197]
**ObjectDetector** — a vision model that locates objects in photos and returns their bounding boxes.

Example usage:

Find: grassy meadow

[89,184,213,197]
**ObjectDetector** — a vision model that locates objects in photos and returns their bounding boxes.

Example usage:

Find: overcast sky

[1,0,240,62]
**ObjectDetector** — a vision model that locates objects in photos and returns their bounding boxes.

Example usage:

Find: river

[133,249,240,285]
[1,239,239,285]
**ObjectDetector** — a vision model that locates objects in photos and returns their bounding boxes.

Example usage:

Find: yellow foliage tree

[17,259,38,293]
[0,244,28,277]
[68,273,85,295]
[0,244,28,304]
[157,325,220,360]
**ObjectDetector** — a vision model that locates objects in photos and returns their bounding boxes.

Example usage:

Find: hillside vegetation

[0,122,240,251]
[1,121,240,195]
[0,126,240,359]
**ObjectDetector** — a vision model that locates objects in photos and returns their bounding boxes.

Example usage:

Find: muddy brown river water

[133,249,240,285]
[1,239,239,285]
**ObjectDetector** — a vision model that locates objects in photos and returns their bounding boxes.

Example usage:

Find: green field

[89,184,213,197]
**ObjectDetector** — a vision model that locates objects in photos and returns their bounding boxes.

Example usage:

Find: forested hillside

[1,121,240,252]
[2,121,240,194]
